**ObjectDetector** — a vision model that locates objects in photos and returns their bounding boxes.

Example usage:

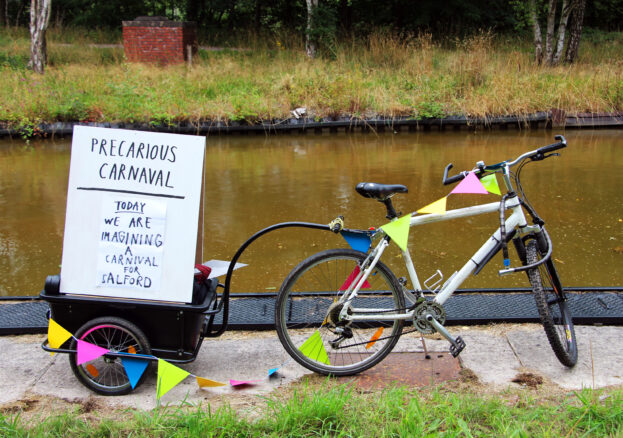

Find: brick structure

[122,16,197,65]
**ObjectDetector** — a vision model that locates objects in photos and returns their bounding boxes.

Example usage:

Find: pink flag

[450,172,489,195]
[230,379,261,387]
[339,266,371,291]
[76,339,110,365]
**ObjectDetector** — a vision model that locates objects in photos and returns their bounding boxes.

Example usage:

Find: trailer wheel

[69,316,152,396]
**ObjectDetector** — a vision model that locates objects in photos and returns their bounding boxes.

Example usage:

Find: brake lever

[530,152,560,162]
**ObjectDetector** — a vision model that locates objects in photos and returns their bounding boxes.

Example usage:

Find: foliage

[2,0,621,44]
[1,28,622,131]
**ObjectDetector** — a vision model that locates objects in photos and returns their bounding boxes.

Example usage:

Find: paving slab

[507,325,623,389]
[1,325,622,412]
[0,336,55,404]
[456,329,523,385]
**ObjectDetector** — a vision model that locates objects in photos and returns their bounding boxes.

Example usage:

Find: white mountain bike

[275,135,578,375]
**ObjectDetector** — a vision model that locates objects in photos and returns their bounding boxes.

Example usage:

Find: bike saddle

[355,182,408,201]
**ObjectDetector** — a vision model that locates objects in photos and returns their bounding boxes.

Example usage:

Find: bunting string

[46,318,290,400]
[373,172,501,251]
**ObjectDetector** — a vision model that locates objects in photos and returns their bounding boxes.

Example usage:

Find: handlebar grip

[537,135,567,155]
[442,163,467,185]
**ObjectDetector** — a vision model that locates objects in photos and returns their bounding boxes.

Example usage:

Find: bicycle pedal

[449,336,466,358]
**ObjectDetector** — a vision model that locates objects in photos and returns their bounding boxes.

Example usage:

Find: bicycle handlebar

[442,164,469,186]
[442,135,567,186]
[535,134,567,155]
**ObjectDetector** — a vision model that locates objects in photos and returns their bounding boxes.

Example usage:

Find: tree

[564,0,586,63]
[527,0,586,66]
[29,0,51,74]
[305,0,318,58]
[0,0,6,27]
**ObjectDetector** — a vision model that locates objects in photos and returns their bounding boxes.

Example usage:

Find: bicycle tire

[275,248,405,376]
[525,240,578,367]
[69,316,152,395]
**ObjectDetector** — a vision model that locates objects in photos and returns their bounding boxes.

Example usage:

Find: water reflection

[0,130,621,297]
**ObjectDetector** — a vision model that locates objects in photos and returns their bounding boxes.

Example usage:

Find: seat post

[383,198,398,219]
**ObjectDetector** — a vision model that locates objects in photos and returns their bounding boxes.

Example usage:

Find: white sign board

[60,126,205,302]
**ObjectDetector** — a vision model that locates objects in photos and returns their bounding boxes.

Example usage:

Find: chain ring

[413,302,446,334]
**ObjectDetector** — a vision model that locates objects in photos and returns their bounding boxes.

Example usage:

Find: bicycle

[274,135,578,376]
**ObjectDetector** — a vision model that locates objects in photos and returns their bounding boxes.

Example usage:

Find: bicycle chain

[330,301,447,349]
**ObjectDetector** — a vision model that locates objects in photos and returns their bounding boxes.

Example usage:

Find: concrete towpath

[0,324,621,411]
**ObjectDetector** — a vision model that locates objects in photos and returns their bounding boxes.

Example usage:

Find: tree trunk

[29,0,51,74]
[0,0,6,28]
[305,0,318,59]
[544,0,557,64]
[552,0,573,65]
[565,0,586,63]
[529,0,543,65]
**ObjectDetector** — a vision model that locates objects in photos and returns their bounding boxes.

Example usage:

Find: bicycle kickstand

[425,313,466,358]
[420,334,431,360]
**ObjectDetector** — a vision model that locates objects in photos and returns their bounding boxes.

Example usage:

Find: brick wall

[123,17,197,65]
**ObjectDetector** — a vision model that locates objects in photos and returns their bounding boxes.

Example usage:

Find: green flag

[380,214,411,251]
[157,359,190,399]
[480,174,501,195]
[299,331,330,365]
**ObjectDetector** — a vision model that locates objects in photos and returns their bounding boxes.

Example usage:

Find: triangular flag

[196,376,226,388]
[299,330,330,365]
[157,359,190,399]
[230,379,261,387]
[76,339,110,365]
[48,319,73,352]
[121,357,150,389]
[480,174,501,195]
[340,231,372,253]
[268,368,279,377]
[450,172,489,195]
[417,196,447,214]
[339,266,371,291]
[380,214,411,251]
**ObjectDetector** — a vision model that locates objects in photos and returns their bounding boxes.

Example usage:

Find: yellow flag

[380,214,411,252]
[299,330,330,365]
[157,359,190,399]
[196,376,226,388]
[417,196,447,215]
[48,319,73,355]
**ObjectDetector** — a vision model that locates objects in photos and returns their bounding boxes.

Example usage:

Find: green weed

[1,385,623,437]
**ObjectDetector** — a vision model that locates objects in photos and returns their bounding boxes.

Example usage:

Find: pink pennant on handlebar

[450,172,489,195]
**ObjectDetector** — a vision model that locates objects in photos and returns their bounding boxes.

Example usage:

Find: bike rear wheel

[275,248,405,376]
[526,239,578,367]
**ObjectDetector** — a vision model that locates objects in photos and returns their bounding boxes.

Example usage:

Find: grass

[0,28,622,131]
[1,382,622,437]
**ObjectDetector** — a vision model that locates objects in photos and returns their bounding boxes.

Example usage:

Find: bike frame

[338,195,541,323]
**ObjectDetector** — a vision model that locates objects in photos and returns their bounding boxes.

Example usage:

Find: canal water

[0,130,621,297]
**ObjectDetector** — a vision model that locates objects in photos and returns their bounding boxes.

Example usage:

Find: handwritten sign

[96,196,166,291]
[60,126,205,302]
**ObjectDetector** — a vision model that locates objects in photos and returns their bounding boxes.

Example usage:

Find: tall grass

[1,28,622,130]
[1,384,622,437]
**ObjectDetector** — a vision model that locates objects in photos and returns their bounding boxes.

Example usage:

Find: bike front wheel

[526,239,578,367]
[275,248,405,376]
